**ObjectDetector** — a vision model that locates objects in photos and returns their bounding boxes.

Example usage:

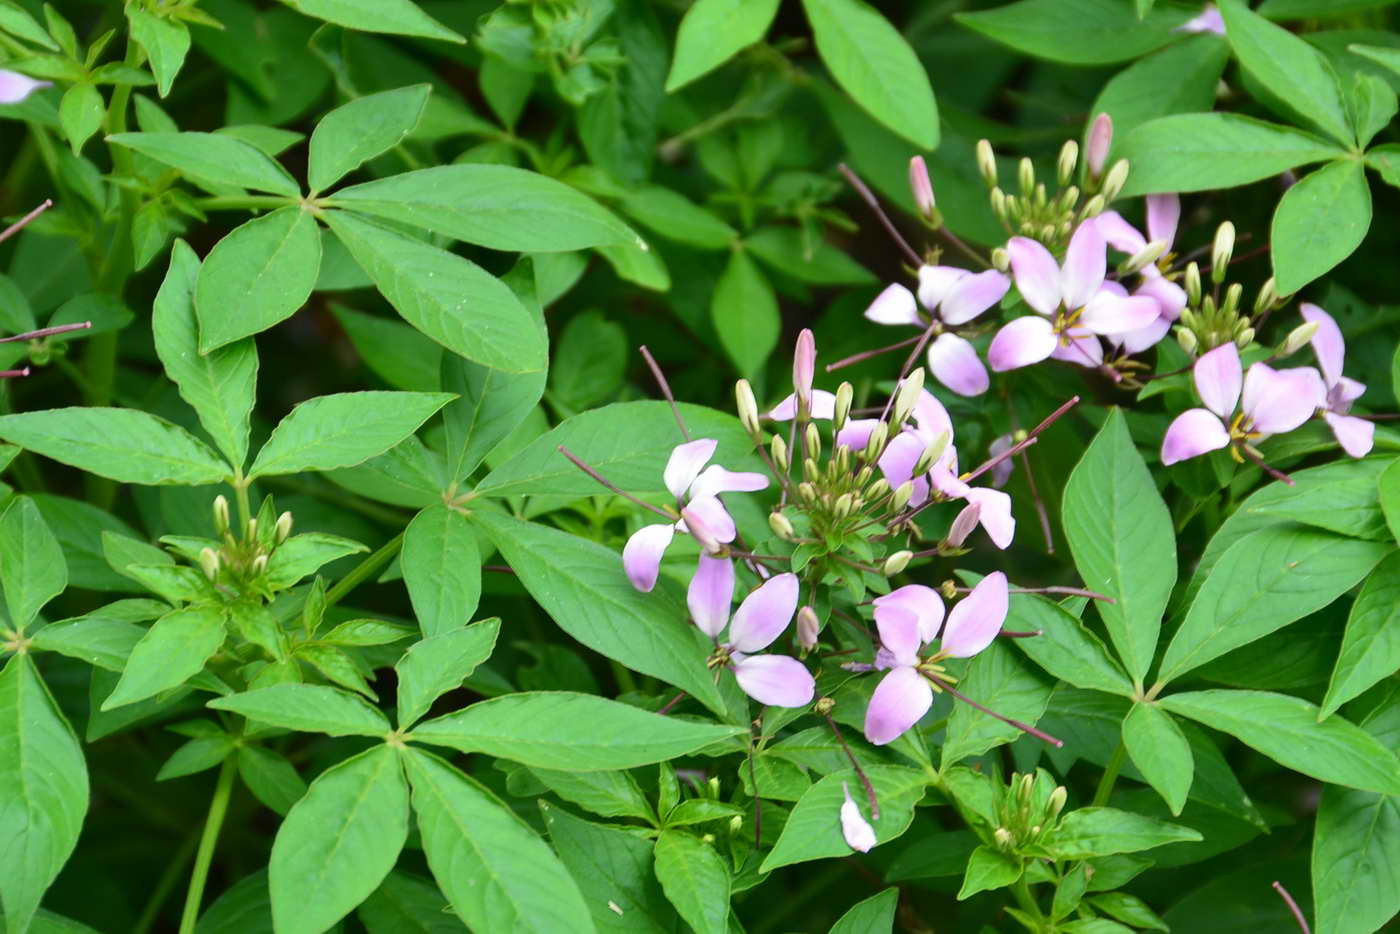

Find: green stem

[134,830,199,934]
[1011,874,1046,930]
[178,757,236,934]
[1093,741,1128,807]
[232,473,252,531]
[324,531,405,609]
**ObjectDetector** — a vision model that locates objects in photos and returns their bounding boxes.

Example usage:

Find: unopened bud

[990,187,1008,223]
[249,554,267,577]
[976,139,998,188]
[1254,277,1279,316]
[796,606,820,652]
[994,827,1013,850]
[882,550,912,576]
[832,492,854,519]
[1017,157,1034,195]
[890,481,914,512]
[1101,159,1130,202]
[1019,773,1034,801]
[212,495,230,535]
[912,431,949,476]
[798,481,818,504]
[275,511,293,544]
[1176,327,1198,355]
[947,502,981,547]
[768,511,794,540]
[939,579,957,599]
[814,696,835,716]
[891,367,925,426]
[908,155,935,222]
[1282,320,1319,357]
[991,246,1010,273]
[1184,261,1202,307]
[1234,327,1255,350]
[1056,140,1078,186]
[1086,113,1113,178]
[804,423,821,460]
[793,328,816,414]
[1048,786,1067,818]
[1118,238,1168,276]
[1221,281,1243,317]
[1078,193,1106,220]
[245,518,258,543]
[863,423,889,462]
[1029,824,1042,837]
[802,456,820,479]
[833,382,853,432]
[855,465,873,487]
[1033,182,1048,210]
[1057,185,1080,212]
[1211,221,1235,284]
[735,379,760,437]
[866,477,890,501]
[771,434,788,472]
[198,547,220,581]
[727,815,743,836]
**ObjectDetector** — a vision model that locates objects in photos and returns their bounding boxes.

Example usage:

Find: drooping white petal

[916,265,970,311]
[728,572,800,653]
[912,390,955,440]
[1334,376,1367,408]
[1160,409,1230,465]
[622,523,675,592]
[864,283,921,326]
[1243,364,1325,435]
[1061,220,1107,311]
[687,554,734,638]
[877,430,926,489]
[988,316,1057,371]
[962,487,1015,550]
[863,666,933,746]
[840,782,878,852]
[1324,411,1375,458]
[940,269,1011,325]
[731,653,815,707]
[928,332,990,397]
[1007,237,1062,315]
[1114,314,1173,355]
[940,571,1008,658]
[689,465,769,499]
[1135,276,1186,321]
[1193,342,1242,419]
[663,438,717,499]
[1049,331,1104,368]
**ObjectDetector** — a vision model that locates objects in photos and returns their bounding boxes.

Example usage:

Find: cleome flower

[1095,195,1189,354]
[1300,303,1375,458]
[690,569,815,708]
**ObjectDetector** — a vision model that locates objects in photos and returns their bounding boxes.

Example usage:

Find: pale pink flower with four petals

[1300,303,1375,457]
[689,570,814,707]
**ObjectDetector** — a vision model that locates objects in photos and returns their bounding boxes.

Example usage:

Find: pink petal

[947,501,982,546]
[912,390,954,440]
[1135,276,1186,322]
[1095,211,1147,256]
[940,270,1011,325]
[863,665,933,745]
[872,604,924,667]
[1161,409,1229,465]
[688,554,734,638]
[875,585,945,645]
[664,438,717,499]
[768,389,836,421]
[840,782,878,852]
[909,156,935,216]
[1178,5,1225,35]
[916,265,969,311]
[988,316,1057,371]
[679,495,736,551]
[1049,331,1104,368]
[864,283,921,326]
[689,465,769,499]
[1336,376,1367,406]
[963,487,1015,550]
[836,418,880,451]
[877,430,926,488]
[1243,364,1325,435]
[1086,113,1113,177]
[930,454,970,499]
[793,328,816,402]
[1324,411,1375,458]
[927,332,989,397]
[1061,220,1107,311]
[1193,342,1242,419]
[0,70,50,105]
[622,523,675,592]
[1079,293,1160,335]
[1114,314,1173,356]
[1007,237,1062,315]
[728,572,799,652]
[940,571,1008,658]
[1300,303,1345,388]
[1146,194,1180,246]
[731,653,814,707]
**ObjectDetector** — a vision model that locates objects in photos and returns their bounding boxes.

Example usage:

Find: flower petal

[1160,409,1229,465]
[689,465,769,499]
[768,389,837,421]
[864,283,921,326]
[836,418,880,451]
[1079,293,1161,335]
[1094,211,1147,256]
[940,269,1011,325]
[988,316,1057,371]
[875,584,945,645]
[1049,331,1104,368]
[0,70,50,105]
[731,654,815,707]
[1007,237,1062,315]
[1324,411,1375,458]
[1061,220,1107,311]
[927,332,990,397]
[872,604,924,667]
[840,782,878,852]
[1243,364,1325,435]
[1300,303,1345,388]
[1336,376,1367,406]
[963,487,1015,550]
[793,328,816,402]
[878,429,926,489]
[1145,193,1180,246]
[679,495,736,551]
[863,666,933,745]
[687,554,734,638]
[913,390,954,440]
[622,524,675,592]
[1193,342,1242,419]
[728,572,800,652]
[941,571,1009,658]
[1135,276,1186,322]
[664,438,717,499]
[916,265,969,311]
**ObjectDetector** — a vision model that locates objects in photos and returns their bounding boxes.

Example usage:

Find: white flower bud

[1078,193,1106,220]
[866,477,890,501]
[198,547,220,582]
[1211,221,1235,284]
[890,481,914,512]
[804,423,821,460]
[1282,321,1319,357]
[994,827,1014,850]
[834,382,853,432]
[769,511,795,540]
[912,431,949,477]
[1017,157,1035,195]
[796,606,820,652]
[1235,327,1255,350]
[275,511,293,544]
[1056,140,1078,186]
[245,518,258,543]
[249,554,267,577]
[976,139,998,188]
[212,495,230,535]
[863,423,889,462]
[833,492,854,519]
[1176,327,1198,355]
[771,434,788,472]
[990,187,1008,223]
[1048,786,1068,818]
[1254,277,1280,316]
[891,367,925,426]
[1101,159,1130,202]
[735,379,761,437]
[1117,238,1168,276]
[1184,261,1202,307]
[882,550,913,576]
[908,155,936,222]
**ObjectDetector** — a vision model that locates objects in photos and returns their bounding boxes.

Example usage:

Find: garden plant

[2,0,1400,932]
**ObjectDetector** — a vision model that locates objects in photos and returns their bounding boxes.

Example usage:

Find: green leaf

[540,801,678,932]
[107,132,300,196]
[1158,526,1391,683]
[0,2,56,50]
[209,684,391,736]
[666,0,779,91]
[58,83,102,154]
[237,746,307,817]
[1249,454,1393,540]
[956,0,1190,65]
[957,846,1023,900]
[1042,807,1201,860]
[470,513,729,715]
[1006,593,1135,697]
[530,768,653,823]
[269,745,410,934]
[411,692,743,769]
[760,767,926,872]
[0,407,230,486]
[330,165,639,252]
[1122,702,1193,816]
[195,207,322,352]
[1218,0,1352,145]
[153,240,258,469]
[744,227,876,286]
[358,872,465,934]
[0,496,66,629]
[157,734,235,781]
[1365,142,1400,190]
[322,211,546,373]
[1117,113,1346,197]
[1322,552,1400,717]
[264,533,368,590]
[309,85,430,192]
[440,349,547,483]
[126,8,190,97]
[331,304,441,392]
[1312,785,1400,934]
[30,614,146,672]
[279,0,463,42]
[830,888,898,933]
[652,831,730,934]
[576,0,666,185]
[1270,158,1372,294]
[0,654,88,934]
[249,391,453,478]
[619,187,736,251]
[711,249,779,379]
[1087,35,1230,159]
[1382,456,1400,544]
[800,0,938,150]
[551,310,627,411]
[403,749,594,933]
[401,505,481,637]
[942,640,1054,767]
[102,606,226,710]
[1161,689,1400,795]
[1063,409,1174,685]
[394,619,500,728]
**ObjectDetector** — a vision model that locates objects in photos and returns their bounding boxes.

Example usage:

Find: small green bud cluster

[991,769,1070,853]
[202,494,295,598]
[978,138,1125,251]
[1173,223,1286,355]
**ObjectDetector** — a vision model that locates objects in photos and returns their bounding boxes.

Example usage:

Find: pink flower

[1300,303,1374,457]
[0,70,51,104]
[988,222,1159,372]
[1177,4,1225,34]
[1086,113,1113,179]
[1160,342,1326,465]
[840,782,877,852]
[622,438,768,591]
[909,156,935,222]
[863,572,1009,745]
[691,572,815,707]
[793,328,816,411]
[1096,197,1187,354]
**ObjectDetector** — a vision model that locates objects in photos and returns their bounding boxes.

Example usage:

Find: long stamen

[0,199,53,246]
[825,333,923,372]
[826,713,880,819]
[1237,444,1294,486]
[0,367,31,378]
[557,445,676,518]
[927,673,1064,747]
[0,321,92,343]
[837,164,923,269]
[639,345,691,442]
[1272,881,1310,934]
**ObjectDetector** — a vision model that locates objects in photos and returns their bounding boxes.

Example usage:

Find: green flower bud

[976,139,998,188]
[882,550,913,576]
[991,247,1010,273]
[1117,238,1168,277]
[198,548,220,582]
[771,434,788,472]
[212,495,230,535]
[275,511,293,544]
[834,382,853,433]
[735,379,761,438]
[1057,140,1079,186]
[1017,157,1035,196]
[769,511,795,540]
[1176,327,1198,356]
[1184,261,1202,307]
[1211,221,1235,284]
[1282,320,1319,357]
[1101,159,1130,202]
